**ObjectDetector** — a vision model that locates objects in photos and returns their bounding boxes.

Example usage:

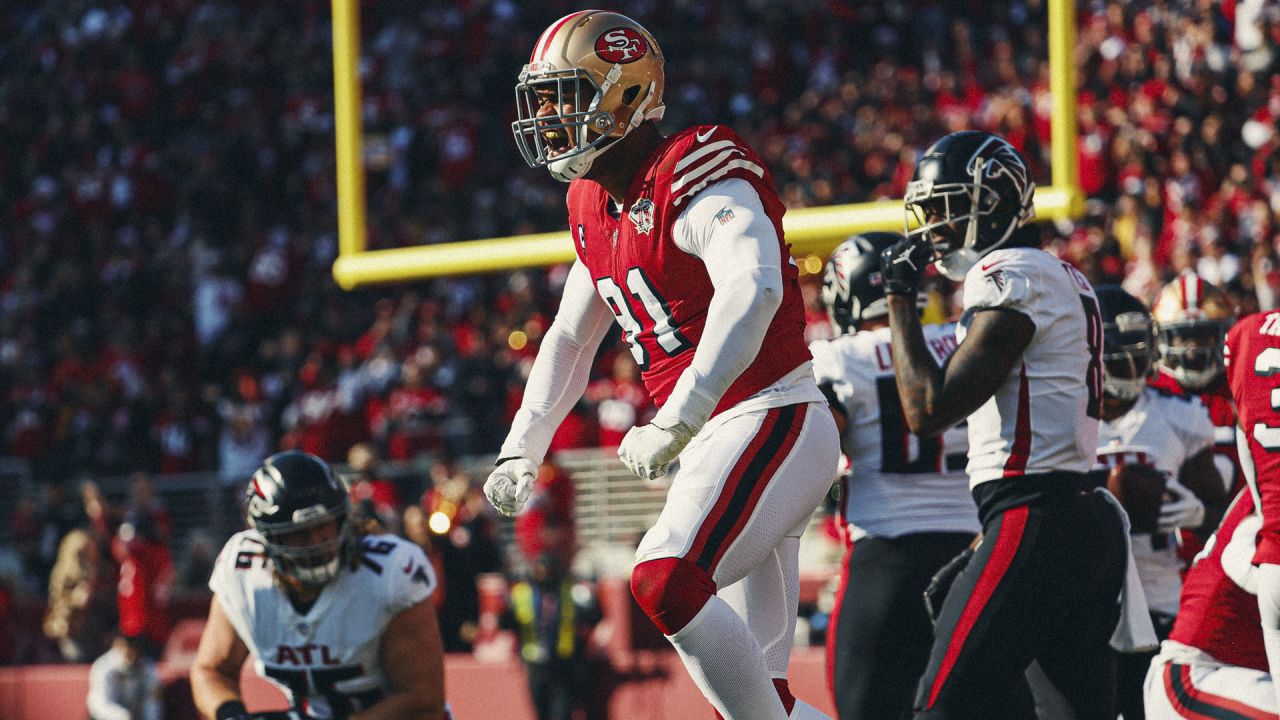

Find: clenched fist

[618,420,696,482]
[484,456,538,516]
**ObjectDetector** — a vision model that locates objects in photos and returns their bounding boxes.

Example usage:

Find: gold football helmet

[1151,272,1235,391]
[512,11,665,182]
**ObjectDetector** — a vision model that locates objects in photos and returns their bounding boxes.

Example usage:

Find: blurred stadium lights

[328,0,1083,289]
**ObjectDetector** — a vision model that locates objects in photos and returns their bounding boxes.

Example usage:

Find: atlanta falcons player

[811,232,978,720]
[1230,310,1280,711]
[1142,490,1274,720]
[1091,285,1224,720]
[487,11,838,720]
[190,452,448,720]
[879,130,1127,719]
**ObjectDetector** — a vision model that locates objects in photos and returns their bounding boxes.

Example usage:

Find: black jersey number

[875,377,966,474]
[264,665,384,716]
[596,267,692,371]
[1081,294,1103,420]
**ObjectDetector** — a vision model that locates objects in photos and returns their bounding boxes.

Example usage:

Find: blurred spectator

[37,480,87,584]
[368,358,448,461]
[514,463,577,575]
[346,442,401,531]
[421,460,502,652]
[43,528,111,662]
[86,631,162,720]
[111,510,174,658]
[584,353,652,448]
[217,404,271,486]
[505,553,601,720]
[176,529,218,593]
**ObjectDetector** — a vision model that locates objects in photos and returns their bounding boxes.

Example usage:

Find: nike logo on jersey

[695,126,716,142]
[980,259,1006,271]
[402,558,414,574]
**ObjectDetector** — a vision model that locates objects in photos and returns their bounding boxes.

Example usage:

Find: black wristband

[494,456,522,467]
[216,700,248,720]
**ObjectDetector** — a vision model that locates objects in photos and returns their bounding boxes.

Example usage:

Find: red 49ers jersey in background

[1150,370,1241,493]
[566,125,810,416]
[1168,489,1267,672]
[1226,310,1280,565]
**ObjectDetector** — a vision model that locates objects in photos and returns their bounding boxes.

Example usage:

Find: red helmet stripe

[532,10,594,62]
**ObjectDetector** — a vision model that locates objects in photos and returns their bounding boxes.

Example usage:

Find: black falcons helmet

[246,451,354,586]
[822,232,925,335]
[1094,285,1158,401]
[905,130,1036,281]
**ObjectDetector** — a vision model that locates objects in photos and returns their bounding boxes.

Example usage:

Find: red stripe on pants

[926,505,1029,709]
[700,404,807,573]
[826,530,854,706]
[684,407,785,564]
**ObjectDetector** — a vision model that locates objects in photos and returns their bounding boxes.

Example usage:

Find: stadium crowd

[3,0,1280,672]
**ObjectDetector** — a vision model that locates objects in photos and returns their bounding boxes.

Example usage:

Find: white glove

[1158,478,1206,534]
[484,457,538,517]
[618,420,697,482]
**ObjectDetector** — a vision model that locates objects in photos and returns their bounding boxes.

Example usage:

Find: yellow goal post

[329,0,1083,289]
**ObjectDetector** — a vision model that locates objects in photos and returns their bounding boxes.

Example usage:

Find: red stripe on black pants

[913,480,1126,720]
[925,506,1029,709]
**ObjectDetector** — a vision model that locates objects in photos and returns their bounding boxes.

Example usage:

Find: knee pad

[630,557,716,635]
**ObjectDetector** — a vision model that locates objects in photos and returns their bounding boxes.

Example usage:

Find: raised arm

[879,237,1033,437]
[886,295,1033,436]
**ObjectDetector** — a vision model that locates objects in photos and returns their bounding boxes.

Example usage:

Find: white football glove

[1158,478,1206,534]
[484,457,538,517]
[618,420,697,482]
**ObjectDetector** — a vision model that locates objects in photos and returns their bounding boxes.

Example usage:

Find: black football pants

[913,474,1127,720]
[829,531,975,720]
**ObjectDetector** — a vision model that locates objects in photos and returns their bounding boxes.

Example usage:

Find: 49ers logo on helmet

[595,28,648,64]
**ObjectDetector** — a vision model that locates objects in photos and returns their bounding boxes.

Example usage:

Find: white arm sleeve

[499,260,614,464]
[656,178,784,430]
[1258,563,1280,708]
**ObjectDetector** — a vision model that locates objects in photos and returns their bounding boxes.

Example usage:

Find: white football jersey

[811,325,979,539]
[958,247,1102,486]
[209,531,436,719]
[1095,387,1214,616]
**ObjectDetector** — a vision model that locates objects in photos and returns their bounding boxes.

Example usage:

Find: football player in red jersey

[485,11,839,720]
[1142,490,1274,720]
[1149,273,1240,495]
[1228,310,1280,712]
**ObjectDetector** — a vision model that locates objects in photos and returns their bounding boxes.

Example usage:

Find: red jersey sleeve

[1228,312,1280,565]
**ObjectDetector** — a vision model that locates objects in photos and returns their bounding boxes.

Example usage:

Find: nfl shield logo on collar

[628,198,654,235]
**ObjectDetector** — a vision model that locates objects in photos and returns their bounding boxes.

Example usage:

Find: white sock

[668,595,788,720]
[1256,564,1280,710]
